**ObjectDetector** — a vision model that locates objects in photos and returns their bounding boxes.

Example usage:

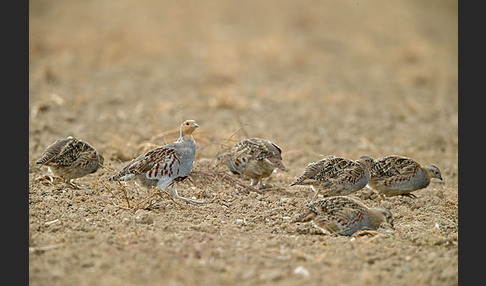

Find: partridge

[108,120,205,205]
[292,196,393,236]
[36,136,104,184]
[368,155,443,198]
[218,138,286,187]
[290,156,373,200]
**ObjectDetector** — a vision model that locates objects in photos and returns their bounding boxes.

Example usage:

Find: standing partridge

[292,196,393,236]
[368,155,443,198]
[36,136,104,185]
[218,138,286,188]
[290,156,374,200]
[108,120,205,205]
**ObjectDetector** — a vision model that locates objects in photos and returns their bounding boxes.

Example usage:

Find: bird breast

[172,139,196,177]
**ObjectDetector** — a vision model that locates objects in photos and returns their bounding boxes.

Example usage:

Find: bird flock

[35,119,443,236]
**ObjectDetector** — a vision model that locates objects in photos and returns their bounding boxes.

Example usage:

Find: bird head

[180,120,199,136]
[216,152,230,166]
[425,164,443,181]
[357,155,374,169]
[375,207,394,228]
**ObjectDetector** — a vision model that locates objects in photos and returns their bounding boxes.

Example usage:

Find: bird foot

[167,187,206,206]
[65,181,82,190]
[156,190,182,207]
[34,175,56,186]
[401,193,417,198]
[149,204,165,210]
[374,193,386,201]
[351,230,381,237]
[180,197,207,205]
[258,183,273,190]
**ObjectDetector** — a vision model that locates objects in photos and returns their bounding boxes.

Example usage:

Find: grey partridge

[108,120,205,205]
[36,136,104,186]
[218,138,286,188]
[292,196,393,236]
[368,155,443,198]
[290,156,374,200]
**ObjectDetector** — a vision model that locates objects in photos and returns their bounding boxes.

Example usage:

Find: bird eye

[186,122,190,125]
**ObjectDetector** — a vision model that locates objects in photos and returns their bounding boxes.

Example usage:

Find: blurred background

[29,0,458,178]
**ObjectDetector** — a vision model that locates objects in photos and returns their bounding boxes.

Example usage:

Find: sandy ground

[29,0,458,285]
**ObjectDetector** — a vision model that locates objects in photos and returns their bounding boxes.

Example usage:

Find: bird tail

[107,174,119,182]
[107,171,134,182]
[36,156,52,165]
[289,175,307,186]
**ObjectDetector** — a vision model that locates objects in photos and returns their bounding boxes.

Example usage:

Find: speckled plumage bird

[290,156,374,200]
[36,136,104,185]
[108,120,205,205]
[368,155,443,198]
[292,196,393,236]
[218,138,286,188]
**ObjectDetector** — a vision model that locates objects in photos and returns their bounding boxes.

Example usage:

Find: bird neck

[177,135,193,147]
[179,130,194,142]
[419,167,434,188]
[423,167,434,179]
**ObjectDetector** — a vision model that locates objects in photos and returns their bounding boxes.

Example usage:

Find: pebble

[135,209,154,225]
[293,266,310,277]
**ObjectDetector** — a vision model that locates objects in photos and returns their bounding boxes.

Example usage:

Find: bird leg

[310,186,320,203]
[259,176,278,190]
[168,186,206,205]
[64,179,81,190]
[154,188,181,207]
[250,178,259,187]
[365,185,386,201]
[251,178,269,190]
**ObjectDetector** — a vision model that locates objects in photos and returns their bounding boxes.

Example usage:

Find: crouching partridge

[292,196,393,236]
[218,138,286,188]
[290,156,374,200]
[36,136,104,186]
[368,155,443,198]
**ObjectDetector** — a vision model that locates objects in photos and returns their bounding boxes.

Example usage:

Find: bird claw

[258,183,273,190]
[182,198,207,205]
[401,193,417,198]
[66,182,82,190]
[34,175,55,185]
[351,229,381,237]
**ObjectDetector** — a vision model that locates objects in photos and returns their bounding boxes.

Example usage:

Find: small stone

[249,192,259,199]
[134,209,154,224]
[293,266,310,277]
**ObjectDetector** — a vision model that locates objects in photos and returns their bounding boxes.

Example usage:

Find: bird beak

[194,123,199,128]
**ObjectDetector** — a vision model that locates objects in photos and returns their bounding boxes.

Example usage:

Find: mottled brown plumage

[290,156,373,199]
[218,138,286,187]
[292,196,393,236]
[368,155,443,198]
[36,136,104,183]
[108,120,205,205]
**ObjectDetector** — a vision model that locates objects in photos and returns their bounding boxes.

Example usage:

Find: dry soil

[29,0,458,285]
